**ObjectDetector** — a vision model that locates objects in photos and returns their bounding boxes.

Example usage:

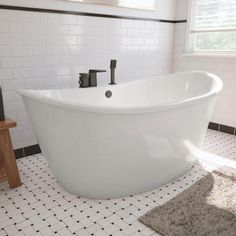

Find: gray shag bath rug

[139,167,236,236]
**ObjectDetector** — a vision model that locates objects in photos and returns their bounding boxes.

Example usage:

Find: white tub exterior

[19,71,222,199]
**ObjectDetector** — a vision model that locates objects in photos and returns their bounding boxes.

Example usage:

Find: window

[186,0,236,54]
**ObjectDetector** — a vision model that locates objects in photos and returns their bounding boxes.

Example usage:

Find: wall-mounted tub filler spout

[109,59,117,85]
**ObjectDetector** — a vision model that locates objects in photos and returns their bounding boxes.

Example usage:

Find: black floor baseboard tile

[24,144,42,157]
[14,144,41,159]
[208,122,235,135]
[14,148,24,159]
[219,124,235,135]
[208,122,219,131]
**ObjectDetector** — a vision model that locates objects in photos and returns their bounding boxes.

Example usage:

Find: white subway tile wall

[173,23,236,128]
[0,9,174,149]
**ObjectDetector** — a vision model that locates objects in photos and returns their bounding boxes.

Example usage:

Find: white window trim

[185,0,194,54]
[184,0,236,57]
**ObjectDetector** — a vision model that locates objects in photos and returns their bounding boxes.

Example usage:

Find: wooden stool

[0,119,21,188]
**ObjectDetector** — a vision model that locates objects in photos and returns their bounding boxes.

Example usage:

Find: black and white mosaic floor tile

[0,130,235,236]
[203,129,236,160]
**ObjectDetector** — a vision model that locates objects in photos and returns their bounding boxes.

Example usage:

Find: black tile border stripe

[14,122,235,159]
[0,5,187,24]
[208,122,236,135]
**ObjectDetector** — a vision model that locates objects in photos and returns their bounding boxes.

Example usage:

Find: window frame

[185,0,236,56]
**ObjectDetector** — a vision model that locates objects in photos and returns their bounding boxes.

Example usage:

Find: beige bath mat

[139,167,236,236]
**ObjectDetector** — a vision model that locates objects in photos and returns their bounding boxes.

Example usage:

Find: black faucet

[79,70,106,88]
[79,60,117,88]
[109,60,117,85]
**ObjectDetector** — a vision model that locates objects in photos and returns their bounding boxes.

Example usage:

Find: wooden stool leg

[0,129,21,188]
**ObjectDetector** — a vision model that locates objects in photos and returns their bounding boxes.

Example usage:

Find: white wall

[175,0,188,21]
[174,0,236,128]
[0,0,176,149]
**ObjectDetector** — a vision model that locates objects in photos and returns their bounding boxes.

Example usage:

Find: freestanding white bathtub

[19,72,222,199]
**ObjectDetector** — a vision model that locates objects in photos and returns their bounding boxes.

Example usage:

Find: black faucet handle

[110,60,117,69]
[79,73,90,88]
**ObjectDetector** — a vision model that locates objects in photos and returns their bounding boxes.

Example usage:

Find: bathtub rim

[19,71,223,114]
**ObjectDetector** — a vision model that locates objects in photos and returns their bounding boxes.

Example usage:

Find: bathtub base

[51,154,196,199]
